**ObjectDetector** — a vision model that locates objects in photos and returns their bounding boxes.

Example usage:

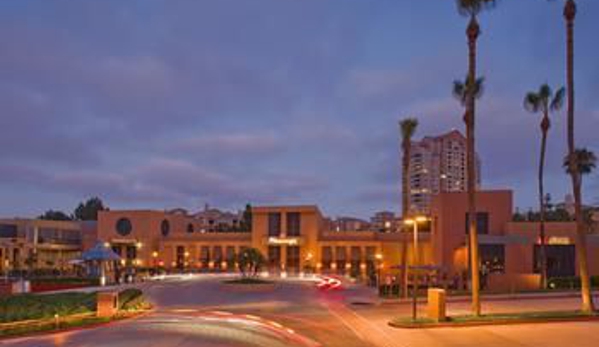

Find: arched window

[161,220,170,237]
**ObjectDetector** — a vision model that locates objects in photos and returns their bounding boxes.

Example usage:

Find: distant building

[0,219,96,273]
[406,129,481,215]
[328,217,370,232]
[167,205,244,233]
[370,211,398,233]
[554,194,575,216]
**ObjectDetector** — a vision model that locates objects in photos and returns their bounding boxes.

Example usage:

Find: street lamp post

[375,253,383,290]
[404,216,428,321]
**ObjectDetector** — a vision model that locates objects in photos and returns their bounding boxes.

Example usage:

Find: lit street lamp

[404,215,429,321]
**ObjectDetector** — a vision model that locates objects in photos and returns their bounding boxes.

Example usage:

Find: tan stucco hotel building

[94,190,599,290]
[2,189,597,290]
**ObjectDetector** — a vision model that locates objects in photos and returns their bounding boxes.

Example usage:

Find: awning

[477,234,530,245]
[81,242,121,261]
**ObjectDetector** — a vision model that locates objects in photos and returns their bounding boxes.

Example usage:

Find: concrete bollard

[427,288,447,322]
[97,291,119,318]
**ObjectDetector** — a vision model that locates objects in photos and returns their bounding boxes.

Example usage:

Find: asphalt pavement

[2,274,599,347]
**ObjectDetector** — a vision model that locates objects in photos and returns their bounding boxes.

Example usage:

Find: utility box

[11,280,30,294]
[427,288,447,322]
[97,291,119,318]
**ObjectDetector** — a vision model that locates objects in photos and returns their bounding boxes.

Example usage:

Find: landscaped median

[389,310,599,329]
[0,288,151,338]
[221,277,277,292]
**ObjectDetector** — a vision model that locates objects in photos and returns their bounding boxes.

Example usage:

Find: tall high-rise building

[405,129,481,215]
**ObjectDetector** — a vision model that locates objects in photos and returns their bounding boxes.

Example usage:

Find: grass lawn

[390,310,599,328]
[222,277,273,285]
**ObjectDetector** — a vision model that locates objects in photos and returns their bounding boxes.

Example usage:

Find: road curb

[387,314,599,329]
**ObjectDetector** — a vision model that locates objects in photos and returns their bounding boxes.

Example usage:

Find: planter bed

[221,278,277,292]
[389,310,599,329]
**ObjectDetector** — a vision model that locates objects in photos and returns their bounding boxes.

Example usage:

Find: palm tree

[455,0,497,317]
[524,84,565,289]
[560,0,595,313]
[452,75,485,315]
[399,118,418,298]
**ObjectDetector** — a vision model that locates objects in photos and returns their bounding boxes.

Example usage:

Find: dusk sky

[1,0,598,219]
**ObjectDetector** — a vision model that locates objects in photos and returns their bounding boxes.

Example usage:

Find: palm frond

[456,0,498,17]
[550,87,565,111]
[452,80,468,106]
[524,92,541,113]
[399,118,419,141]
[452,76,484,106]
[472,77,485,99]
[539,84,552,100]
[563,148,597,175]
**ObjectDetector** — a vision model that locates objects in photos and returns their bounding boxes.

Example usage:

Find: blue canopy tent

[82,242,121,262]
[81,242,121,286]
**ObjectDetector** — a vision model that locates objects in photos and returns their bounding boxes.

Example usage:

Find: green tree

[399,118,418,298]
[524,84,565,289]
[559,0,595,313]
[39,210,73,221]
[74,197,107,221]
[241,204,253,232]
[237,248,265,278]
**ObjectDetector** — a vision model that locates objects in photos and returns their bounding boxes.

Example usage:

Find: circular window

[187,223,194,233]
[116,218,132,236]
[161,220,170,236]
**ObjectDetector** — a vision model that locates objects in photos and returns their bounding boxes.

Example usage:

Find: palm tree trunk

[400,140,411,297]
[467,15,481,316]
[564,0,594,313]
[538,120,548,289]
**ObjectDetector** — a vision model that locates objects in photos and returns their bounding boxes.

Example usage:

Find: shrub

[547,276,599,290]
[31,277,100,286]
[223,278,272,285]
[118,289,150,311]
[0,292,96,323]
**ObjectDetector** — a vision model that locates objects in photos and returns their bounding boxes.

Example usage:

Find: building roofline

[252,205,322,214]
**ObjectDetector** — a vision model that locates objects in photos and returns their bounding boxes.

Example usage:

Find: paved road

[1,275,369,347]
[2,275,599,347]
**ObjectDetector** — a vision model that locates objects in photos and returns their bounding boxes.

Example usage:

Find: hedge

[547,276,599,290]
[0,292,96,323]
[0,289,149,323]
[118,289,150,311]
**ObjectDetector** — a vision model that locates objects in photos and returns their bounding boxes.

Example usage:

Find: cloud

[169,133,282,157]
[1,0,598,218]
[0,157,328,210]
